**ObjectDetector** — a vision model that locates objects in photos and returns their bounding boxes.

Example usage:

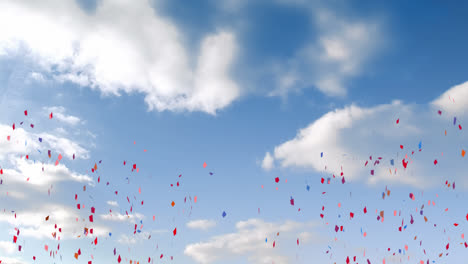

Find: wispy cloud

[100,212,144,222]
[0,123,89,161]
[3,157,93,187]
[186,219,216,230]
[43,106,81,126]
[269,4,383,97]
[106,200,119,207]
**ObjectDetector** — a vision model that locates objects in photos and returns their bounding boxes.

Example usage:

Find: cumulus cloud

[186,219,216,230]
[261,152,274,171]
[263,81,468,188]
[184,218,317,264]
[431,80,468,117]
[0,0,240,114]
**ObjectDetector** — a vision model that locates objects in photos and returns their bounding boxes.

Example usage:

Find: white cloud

[43,106,81,126]
[263,81,468,188]
[0,124,89,161]
[0,257,27,264]
[186,219,216,230]
[106,200,119,207]
[184,218,316,264]
[0,120,107,241]
[431,80,468,117]
[0,0,240,114]
[0,240,16,254]
[261,152,274,171]
[2,157,93,187]
[117,234,137,244]
[29,72,46,83]
[100,212,144,222]
[270,6,382,97]
[0,204,110,240]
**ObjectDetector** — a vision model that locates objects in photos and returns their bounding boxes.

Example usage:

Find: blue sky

[1,0,468,263]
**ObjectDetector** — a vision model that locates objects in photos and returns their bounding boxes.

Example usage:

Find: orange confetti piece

[203,162,207,168]
[462,149,466,157]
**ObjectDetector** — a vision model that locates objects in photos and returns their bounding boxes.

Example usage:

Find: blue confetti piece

[137,230,141,233]
[265,238,267,243]
[418,141,422,149]
[222,211,226,218]
[39,137,42,142]
[454,117,457,125]
[109,232,112,236]
[321,152,323,157]
[306,185,310,191]
[390,159,394,166]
